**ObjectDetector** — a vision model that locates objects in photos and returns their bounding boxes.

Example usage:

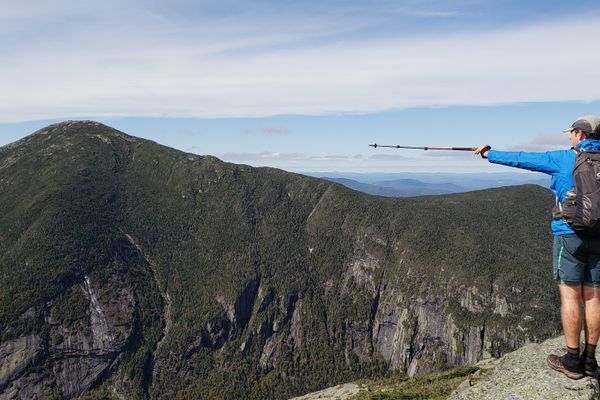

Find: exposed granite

[289,383,366,400]
[450,336,600,400]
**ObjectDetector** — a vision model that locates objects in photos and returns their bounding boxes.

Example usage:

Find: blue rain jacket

[487,139,600,236]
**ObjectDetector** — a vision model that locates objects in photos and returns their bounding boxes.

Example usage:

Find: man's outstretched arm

[474,144,563,175]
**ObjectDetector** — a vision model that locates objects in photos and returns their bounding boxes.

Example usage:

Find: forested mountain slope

[0,121,558,399]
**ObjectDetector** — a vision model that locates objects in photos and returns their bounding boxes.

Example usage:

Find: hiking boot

[547,353,585,380]
[583,356,598,377]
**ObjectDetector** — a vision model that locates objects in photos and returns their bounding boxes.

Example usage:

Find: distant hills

[305,172,549,197]
[0,121,559,400]
[318,177,465,197]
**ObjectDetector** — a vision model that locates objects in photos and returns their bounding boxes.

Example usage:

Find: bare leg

[583,286,600,345]
[560,283,583,348]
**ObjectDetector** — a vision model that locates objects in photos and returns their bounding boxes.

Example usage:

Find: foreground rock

[450,336,600,400]
[289,383,366,399]
[292,335,600,400]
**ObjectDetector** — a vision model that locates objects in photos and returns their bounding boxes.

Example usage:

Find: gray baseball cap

[563,115,600,136]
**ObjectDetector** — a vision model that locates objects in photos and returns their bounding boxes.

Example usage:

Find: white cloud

[218,151,305,162]
[369,154,407,161]
[244,126,291,135]
[211,150,499,173]
[2,7,600,122]
[505,132,572,151]
[423,151,477,159]
[404,10,471,18]
[218,152,355,163]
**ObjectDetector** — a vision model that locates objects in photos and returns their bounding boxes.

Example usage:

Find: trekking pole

[369,144,477,151]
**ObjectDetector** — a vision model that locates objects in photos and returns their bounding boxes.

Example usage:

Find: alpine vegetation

[0,121,559,399]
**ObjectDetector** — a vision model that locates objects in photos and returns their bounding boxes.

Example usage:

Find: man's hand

[475,144,491,159]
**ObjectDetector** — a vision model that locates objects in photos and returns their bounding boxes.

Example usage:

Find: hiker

[475,116,600,380]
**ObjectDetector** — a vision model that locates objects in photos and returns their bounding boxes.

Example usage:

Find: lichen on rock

[449,336,600,400]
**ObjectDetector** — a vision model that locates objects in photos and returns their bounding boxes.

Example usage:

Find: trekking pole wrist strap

[480,145,492,159]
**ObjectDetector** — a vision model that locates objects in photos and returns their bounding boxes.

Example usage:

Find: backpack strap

[553,148,580,220]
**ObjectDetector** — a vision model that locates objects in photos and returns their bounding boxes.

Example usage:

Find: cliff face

[373,274,519,376]
[0,274,135,399]
[0,236,163,400]
[0,121,560,399]
[293,336,600,400]
[321,233,536,378]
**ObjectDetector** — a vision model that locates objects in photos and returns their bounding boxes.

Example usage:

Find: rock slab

[289,383,365,399]
[449,336,600,400]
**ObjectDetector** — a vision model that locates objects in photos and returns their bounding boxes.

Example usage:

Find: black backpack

[559,149,600,235]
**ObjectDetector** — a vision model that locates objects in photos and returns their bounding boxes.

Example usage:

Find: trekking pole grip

[479,145,492,158]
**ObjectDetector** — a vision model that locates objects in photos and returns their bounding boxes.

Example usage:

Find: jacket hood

[576,139,600,151]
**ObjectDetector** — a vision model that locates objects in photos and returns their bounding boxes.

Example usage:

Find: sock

[560,346,581,367]
[567,346,580,358]
[584,343,597,360]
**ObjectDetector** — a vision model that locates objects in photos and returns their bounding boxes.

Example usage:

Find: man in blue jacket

[476,116,600,379]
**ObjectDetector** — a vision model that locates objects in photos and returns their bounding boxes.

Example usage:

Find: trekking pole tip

[369,143,378,148]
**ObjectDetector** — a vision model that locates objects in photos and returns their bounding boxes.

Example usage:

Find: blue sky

[2,0,600,172]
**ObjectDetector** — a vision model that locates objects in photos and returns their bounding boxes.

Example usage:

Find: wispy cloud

[226,151,302,161]
[244,126,291,135]
[507,132,572,151]
[2,3,600,122]
[404,10,472,18]
[211,150,494,172]
[218,152,353,162]
[369,154,407,161]
[423,151,476,159]
[176,129,201,136]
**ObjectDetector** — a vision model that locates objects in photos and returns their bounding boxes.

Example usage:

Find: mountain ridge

[0,121,560,399]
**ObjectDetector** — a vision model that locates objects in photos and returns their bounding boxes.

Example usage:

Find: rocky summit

[292,335,600,400]
[0,121,561,399]
[449,335,600,400]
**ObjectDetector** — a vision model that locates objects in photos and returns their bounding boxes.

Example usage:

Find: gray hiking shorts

[553,234,600,286]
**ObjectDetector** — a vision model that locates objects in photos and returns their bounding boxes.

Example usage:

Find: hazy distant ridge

[322,177,465,197]
[306,172,549,196]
